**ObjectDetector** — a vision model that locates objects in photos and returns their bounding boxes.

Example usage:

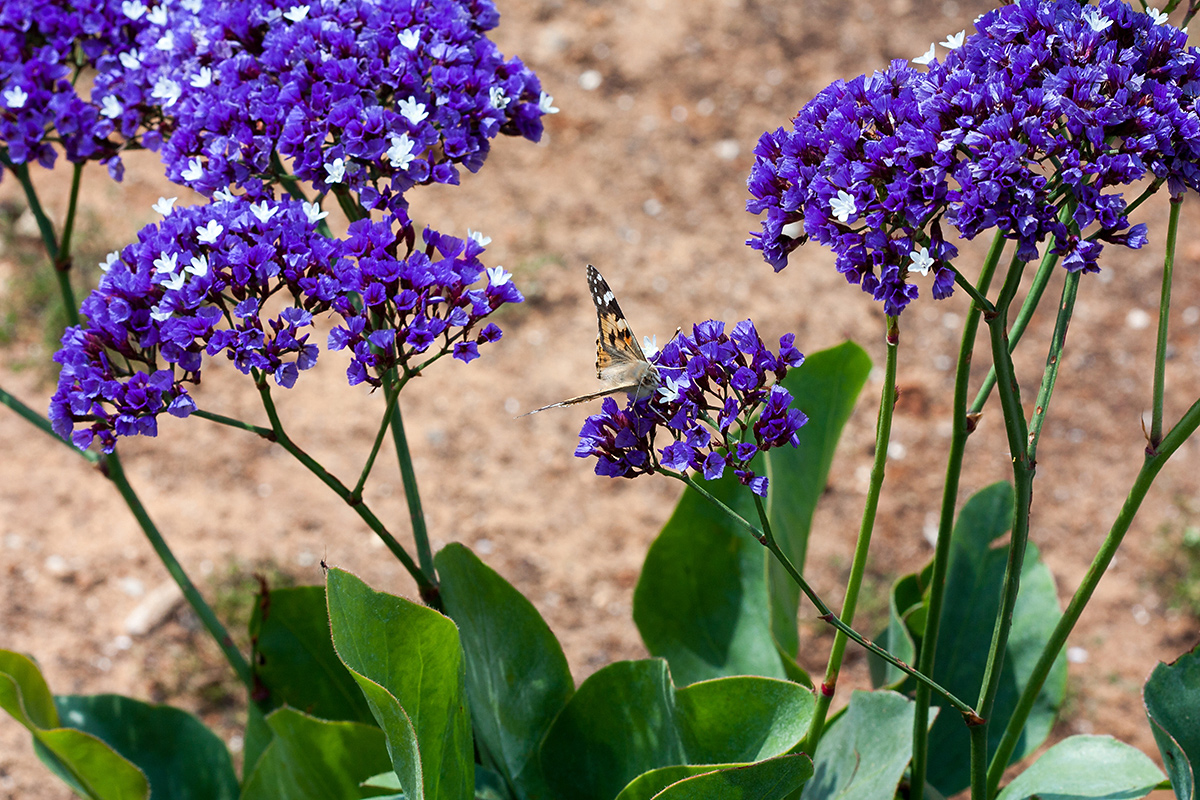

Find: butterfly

[523,265,660,415]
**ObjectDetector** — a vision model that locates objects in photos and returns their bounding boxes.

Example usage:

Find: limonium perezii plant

[6,0,1200,798]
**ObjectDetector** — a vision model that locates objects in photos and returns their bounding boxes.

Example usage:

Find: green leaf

[652,754,814,800]
[241,707,391,800]
[634,472,783,685]
[765,342,871,659]
[805,690,920,800]
[675,676,814,765]
[436,543,574,800]
[1145,643,1200,800]
[326,567,472,800]
[250,584,374,724]
[243,701,273,782]
[540,660,811,800]
[996,735,1165,800]
[867,570,925,690]
[1,650,148,800]
[54,694,237,800]
[923,482,1067,795]
[616,766,726,800]
[541,660,685,800]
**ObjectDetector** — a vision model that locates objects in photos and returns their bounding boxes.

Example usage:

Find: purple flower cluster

[49,193,521,451]
[575,320,807,497]
[0,0,151,176]
[322,218,520,387]
[747,0,1198,314]
[103,0,551,210]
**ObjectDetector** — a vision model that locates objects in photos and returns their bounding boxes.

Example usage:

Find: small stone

[124,581,184,636]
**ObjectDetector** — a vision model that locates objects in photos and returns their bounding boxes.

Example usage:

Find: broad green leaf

[996,735,1165,800]
[675,676,814,765]
[653,754,814,799]
[616,766,726,800]
[867,570,924,690]
[1,650,148,800]
[436,543,574,799]
[1145,644,1200,800]
[541,660,684,800]
[362,765,509,800]
[540,660,812,800]
[923,483,1067,795]
[805,690,919,800]
[765,342,871,659]
[634,472,783,685]
[54,694,237,800]
[240,707,391,800]
[243,701,273,782]
[326,567,472,800]
[250,585,374,724]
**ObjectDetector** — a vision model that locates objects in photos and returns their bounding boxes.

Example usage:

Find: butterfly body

[523,265,659,415]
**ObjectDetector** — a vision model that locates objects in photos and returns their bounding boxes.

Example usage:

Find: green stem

[390,398,436,586]
[191,408,274,438]
[1,385,98,459]
[60,162,83,261]
[972,265,1036,800]
[910,232,1005,800]
[253,377,436,599]
[806,315,901,751]
[353,379,401,500]
[101,452,252,689]
[1026,271,1080,458]
[970,724,989,800]
[971,242,1064,414]
[2,156,60,262]
[986,392,1200,795]
[1151,198,1181,449]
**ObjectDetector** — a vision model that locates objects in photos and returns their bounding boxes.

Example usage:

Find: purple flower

[747,0,1200,313]
[574,320,808,496]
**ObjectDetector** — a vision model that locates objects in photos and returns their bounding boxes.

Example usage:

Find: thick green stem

[1151,198,1181,449]
[1026,272,1080,458]
[986,392,1200,794]
[1,386,97,458]
[253,377,436,599]
[971,264,1036,800]
[805,315,901,750]
[353,379,401,499]
[390,399,436,585]
[102,452,253,689]
[910,232,1005,800]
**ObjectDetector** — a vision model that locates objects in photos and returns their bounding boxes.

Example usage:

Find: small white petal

[489,86,510,110]
[154,251,179,274]
[99,94,123,118]
[941,30,965,50]
[146,5,167,25]
[324,157,346,184]
[196,220,224,243]
[283,5,310,22]
[250,201,278,224]
[829,189,857,223]
[151,76,182,108]
[1149,7,1169,24]
[181,157,204,181]
[909,246,935,277]
[398,28,420,50]
[151,196,178,216]
[301,201,328,224]
[398,97,429,125]
[486,266,512,287]
[3,86,28,109]
[468,229,492,246]
[121,0,147,20]
[213,188,236,203]
[189,67,213,88]
[386,133,416,169]
[119,49,142,70]
[99,252,120,273]
[913,43,937,65]
[186,254,209,277]
[538,91,559,114]
[161,271,187,291]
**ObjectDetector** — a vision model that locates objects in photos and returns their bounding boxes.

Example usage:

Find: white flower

[151,76,182,107]
[913,43,937,66]
[324,157,346,184]
[1149,7,1169,24]
[538,91,559,114]
[829,189,857,223]
[119,49,142,70]
[154,251,178,274]
[155,30,175,51]
[152,196,178,216]
[181,0,202,13]
[189,67,213,89]
[489,86,510,110]
[99,252,120,273]
[657,373,688,402]
[182,157,204,181]
[161,270,187,291]
[250,201,278,223]
[398,97,429,125]
[283,5,309,22]
[100,95,123,119]
[486,266,512,287]
[1082,5,1113,32]
[213,188,237,203]
[467,229,491,246]
[641,335,658,359]
[386,133,416,169]
[186,255,209,277]
[195,219,224,243]
[909,246,935,277]
[941,30,965,50]
[3,86,28,109]
[121,0,147,20]
[302,201,328,224]
[146,5,168,25]
[150,304,173,322]
[398,29,420,50]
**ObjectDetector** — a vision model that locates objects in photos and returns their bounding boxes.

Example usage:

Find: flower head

[575,320,807,496]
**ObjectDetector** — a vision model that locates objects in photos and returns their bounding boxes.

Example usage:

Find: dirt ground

[3,0,1200,796]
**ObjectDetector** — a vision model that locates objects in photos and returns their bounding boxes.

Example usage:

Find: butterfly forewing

[520,265,658,416]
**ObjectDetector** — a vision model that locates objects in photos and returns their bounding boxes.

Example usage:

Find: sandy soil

[3,0,1200,796]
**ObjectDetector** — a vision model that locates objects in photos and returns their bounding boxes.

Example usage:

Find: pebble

[124,581,184,636]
